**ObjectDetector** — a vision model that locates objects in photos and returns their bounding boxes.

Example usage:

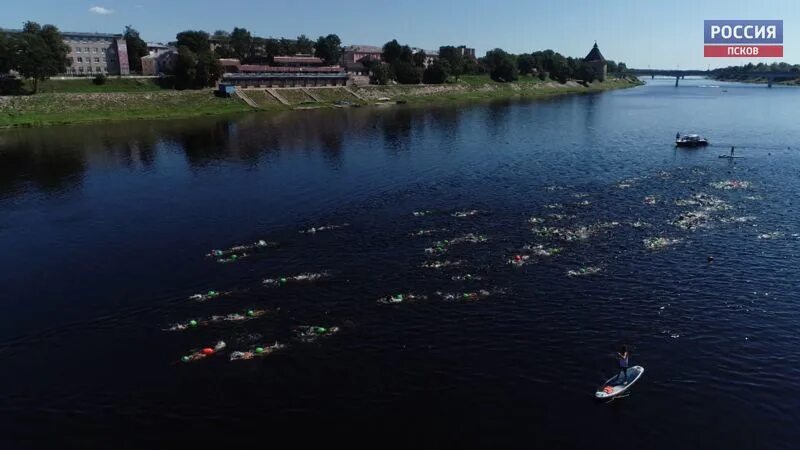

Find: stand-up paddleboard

[595,365,644,399]
[719,155,743,159]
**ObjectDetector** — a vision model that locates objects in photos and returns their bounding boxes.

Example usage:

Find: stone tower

[584,42,607,81]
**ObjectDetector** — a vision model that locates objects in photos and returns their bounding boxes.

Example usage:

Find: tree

[382,40,402,64]
[195,51,222,87]
[413,50,427,68]
[230,27,252,60]
[399,45,413,63]
[13,22,69,93]
[423,60,449,84]
[517,54,535,75]
[575,61,596,83]
[124,26,148,74]
[550,53,569,83]
[393,61,422,84]
[279,38,297,55]
[370,63,392,85]
[484,48,518,82]
[174,45,198,89]
[296,34,313,54]
[314,34,342,65]
[439,46,465,79]
[177,30,210,54]
[617,62,628,73]
[0,33,12,74]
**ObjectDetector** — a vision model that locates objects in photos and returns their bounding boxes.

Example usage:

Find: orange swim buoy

[201,348,215,355]
[603,386,614,394]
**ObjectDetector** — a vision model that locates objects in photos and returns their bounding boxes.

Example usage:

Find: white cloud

[89,6,114,15]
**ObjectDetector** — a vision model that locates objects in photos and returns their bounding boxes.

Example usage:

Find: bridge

[629,69,799,87]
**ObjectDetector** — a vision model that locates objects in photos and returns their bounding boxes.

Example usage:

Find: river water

[1,78,799,449]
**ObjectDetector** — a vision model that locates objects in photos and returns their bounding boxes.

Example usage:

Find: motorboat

[675,134,709,147]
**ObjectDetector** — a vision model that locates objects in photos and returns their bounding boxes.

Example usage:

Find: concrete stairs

[234,88,259,108]
[301,88,323,102]
[265,88,291,106]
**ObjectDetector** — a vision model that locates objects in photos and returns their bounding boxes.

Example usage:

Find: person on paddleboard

[617,345,630,384]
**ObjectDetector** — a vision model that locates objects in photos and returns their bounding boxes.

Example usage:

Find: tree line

[208,28,342,66]
[711,62,800,81]
[367,40,629,85]
[0,22,69,93]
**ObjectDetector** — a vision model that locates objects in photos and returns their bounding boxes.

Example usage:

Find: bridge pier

[767,76,774,88]
[675,76,679,87]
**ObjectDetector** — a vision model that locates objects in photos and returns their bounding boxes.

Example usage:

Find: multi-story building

[456,45,476,59]
[62,32,130,76]
[411,48,439,67]
[341,45,383,75]
[141,43,177,76]
[0,29,130,76]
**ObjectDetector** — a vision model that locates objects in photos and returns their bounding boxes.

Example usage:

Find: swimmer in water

[421,260,464,269]
[230,342,286,361]
[189,290,230,302]
[437,289,492,302]
[377,293,427,304]
[300,224,349,234]
[294,326,340,343]
[165,310,268,331]
[207,240,277,259]
[451,274,482,282]
[180,341,226,363]
[451,209,480,218]
[263,272,331,286]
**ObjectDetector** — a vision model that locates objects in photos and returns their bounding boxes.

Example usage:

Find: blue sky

[3,0,799,68]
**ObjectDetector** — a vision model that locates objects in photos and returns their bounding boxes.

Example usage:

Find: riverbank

[711,76,800,86]
[0,76,642,128]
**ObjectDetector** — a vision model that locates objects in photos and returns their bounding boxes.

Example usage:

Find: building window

[94,57,100,63]
[79,67,84,73]
[87,67,93,73]
[85,47,90,53]
[77,57,83,63]
[75,47,81,53]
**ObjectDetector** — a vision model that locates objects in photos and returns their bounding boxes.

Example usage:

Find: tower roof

[585,42,605,62]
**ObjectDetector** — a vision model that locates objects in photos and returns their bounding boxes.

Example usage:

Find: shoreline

[0,77,642,129]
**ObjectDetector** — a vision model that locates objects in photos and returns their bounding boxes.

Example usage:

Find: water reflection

[0,137,86,197]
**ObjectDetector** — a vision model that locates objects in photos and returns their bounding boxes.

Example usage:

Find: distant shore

[0,76,643,129]
[711,76,800,86]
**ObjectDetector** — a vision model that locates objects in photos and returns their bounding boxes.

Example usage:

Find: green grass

[245,90,285,110]
[306,87,361,103]
[29,77,164,94]
[0,89,252,127]
[279,88,316,105]
[456,74,548,86]
[0,76,642,128]
[353,77,643,106]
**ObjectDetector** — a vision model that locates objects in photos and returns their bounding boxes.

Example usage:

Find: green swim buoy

[189,319,198,327]
[255,347,265,354]
[247,310,255,317]
[181,356,191,362]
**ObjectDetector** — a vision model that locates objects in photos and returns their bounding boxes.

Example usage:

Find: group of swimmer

[206,239,278,264]
[164,309,268,331]
[179,325,340,363]
[262,272,330,286]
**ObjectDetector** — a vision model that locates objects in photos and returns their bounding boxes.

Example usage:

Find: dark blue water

[1,78,799,449]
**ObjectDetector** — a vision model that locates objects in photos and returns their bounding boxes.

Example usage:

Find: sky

[3,0,800,68]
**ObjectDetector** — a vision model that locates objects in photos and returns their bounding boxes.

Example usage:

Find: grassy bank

[0,75,642,128]
[0,90,251,127]
[711,76,800,86]
[355,76,642,105]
